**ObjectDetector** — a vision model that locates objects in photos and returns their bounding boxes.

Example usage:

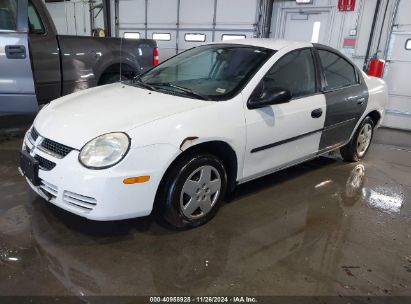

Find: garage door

[382,0,411,130]
[116,0,258,61]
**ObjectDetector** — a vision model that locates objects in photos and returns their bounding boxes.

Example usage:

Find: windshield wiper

[131,75,156,91]
[149,82,209,100]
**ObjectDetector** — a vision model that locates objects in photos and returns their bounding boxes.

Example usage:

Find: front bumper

[20,130,178,221]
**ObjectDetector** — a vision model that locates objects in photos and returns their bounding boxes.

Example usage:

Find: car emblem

[30,136,43,157]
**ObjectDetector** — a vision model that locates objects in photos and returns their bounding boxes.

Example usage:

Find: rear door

[281,10,331,44]
[314,47,368,152]
[0,0,37,114]
[270,3,332,45]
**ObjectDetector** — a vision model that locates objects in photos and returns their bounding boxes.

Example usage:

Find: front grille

[63,191,97,211]
[35,154,56,171]
[41,138,73,158]
[31,128,39,142]
[25,143,56,171]
[29,127,74,159]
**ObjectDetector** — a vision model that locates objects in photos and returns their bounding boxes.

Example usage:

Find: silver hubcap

[356,123,372,157]
[180,165,221,219]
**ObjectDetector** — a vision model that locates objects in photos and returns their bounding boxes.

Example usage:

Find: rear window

[0,0,17,31]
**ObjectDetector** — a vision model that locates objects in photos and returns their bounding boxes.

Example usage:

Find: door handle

[5,45,26,59]
[344,96,357,102]
[311,108,323,118]
[357,97,365,105]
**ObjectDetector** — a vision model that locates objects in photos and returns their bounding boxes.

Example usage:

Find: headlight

[79,133,130,169]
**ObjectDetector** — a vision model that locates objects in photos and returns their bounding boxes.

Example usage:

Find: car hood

[34,83,210,149]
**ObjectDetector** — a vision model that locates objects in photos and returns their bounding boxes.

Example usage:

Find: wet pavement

[0,128,410,297]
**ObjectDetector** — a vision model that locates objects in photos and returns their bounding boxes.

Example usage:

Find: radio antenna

[119,36,123,82]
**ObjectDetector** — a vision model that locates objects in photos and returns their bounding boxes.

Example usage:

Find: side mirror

[247,87,292,109]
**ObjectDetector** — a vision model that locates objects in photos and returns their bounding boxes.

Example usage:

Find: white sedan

[20,39,387,228]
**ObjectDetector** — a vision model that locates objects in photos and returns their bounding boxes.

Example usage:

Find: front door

[28,0,60,104]
[0,0,37,114]
[242,48,326,181]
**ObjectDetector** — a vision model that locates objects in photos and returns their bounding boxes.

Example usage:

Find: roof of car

[218,38,313,51]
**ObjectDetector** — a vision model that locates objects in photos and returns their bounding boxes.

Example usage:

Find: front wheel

[156,154,227,229]
[340,117,374,162]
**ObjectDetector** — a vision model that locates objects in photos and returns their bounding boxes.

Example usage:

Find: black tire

[99,74,129,85]
[340,117,375,162]
[156,153,227,229]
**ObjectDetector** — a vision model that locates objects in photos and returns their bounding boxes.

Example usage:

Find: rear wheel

[156,154,227,229]
[340,117,374,162]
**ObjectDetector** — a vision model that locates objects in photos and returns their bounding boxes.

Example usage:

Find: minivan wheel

[157,154,227,229]
[340,117,375,162]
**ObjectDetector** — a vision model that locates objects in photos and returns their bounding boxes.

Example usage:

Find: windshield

[133,44,274,101]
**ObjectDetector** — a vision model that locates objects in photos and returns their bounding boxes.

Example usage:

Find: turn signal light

[123,176,150,184]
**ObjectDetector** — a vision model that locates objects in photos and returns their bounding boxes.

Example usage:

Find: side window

[28,0,45,34]
[0,0,17,31]
[262,49,316,99]
[318,50,358,90]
